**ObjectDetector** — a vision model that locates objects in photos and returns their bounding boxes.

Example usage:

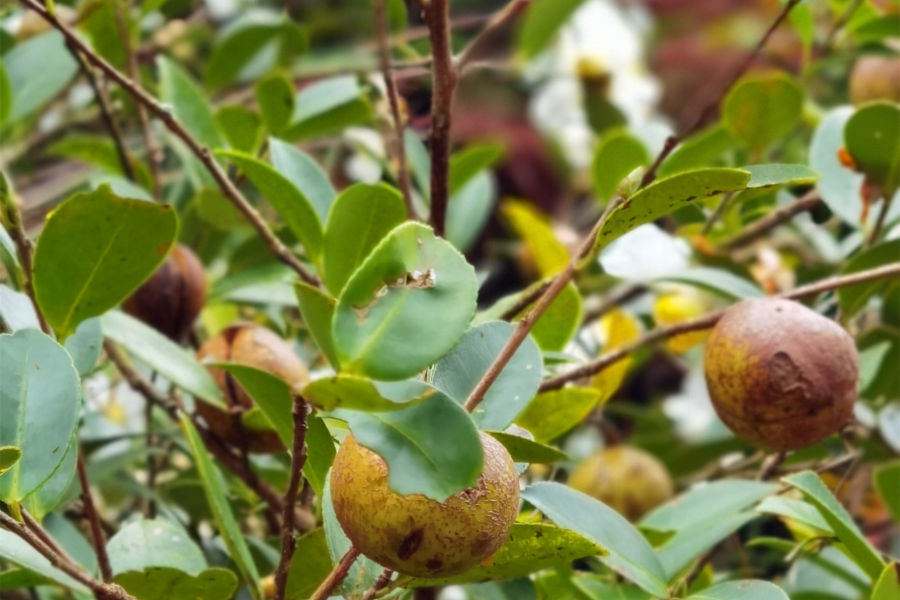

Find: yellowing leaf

[592,309,641,401]
[503,199,569,277]
[652,292,708,354]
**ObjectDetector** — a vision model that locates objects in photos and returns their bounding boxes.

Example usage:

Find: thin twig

[0,194,50,333]
[581,283,647,325]
[309,546,362,600]
[868,194,894,247]
[498,279,553,321]
[756,452,788,481]
[273,395,311,600]
[719,191,820,251]
[456,0,532,73]
[374,0,415,219]
[701,192,735,236]
[17,0,319,286]
[362,568,394,600]
[539,263,900,391]
[76,453,113,582]
[422,0,457,237]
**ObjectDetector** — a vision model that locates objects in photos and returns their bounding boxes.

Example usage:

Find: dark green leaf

[593,132,649,202]
[723,73,804,151]
[115,567,237,600]
[845,102,900,196]
[333,223,478,381]
[256,76,295,137]
[0,62,11,125]
[303,416,336,499]
[285,529,332,600]
[32,185,177,340]
[294,282,340,368]
[0,447,21,475]
[486,431,567,463]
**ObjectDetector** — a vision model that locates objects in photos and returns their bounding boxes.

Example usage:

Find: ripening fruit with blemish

[567,446,674,522]
[195,324,309,453]
[124,244,206,343]
[330,433,519,578]
[704,298,859,451]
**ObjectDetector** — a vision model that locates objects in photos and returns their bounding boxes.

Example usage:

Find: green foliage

[685,580,789,600]
[516,387,602,443]
[2,31,77,124]
[486,431,567,463]
[723,73,804,152]
[303,374,433,412]
[159,57,226,150]
[844,102,900,197]
[0,530,88,593]
[518,0,588,59]
[593,132,649,202]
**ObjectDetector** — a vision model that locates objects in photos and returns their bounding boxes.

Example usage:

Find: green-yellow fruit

[704,298,858,451]
[567,446,674,522]
[330,433,519,578]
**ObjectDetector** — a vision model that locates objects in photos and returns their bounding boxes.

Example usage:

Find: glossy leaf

[521,482,668,596]
[641,480,776,533]
[390,524,603,589]
[784,470,884,580]
[102,311,226,408]
[503,199,569,276]
[3,31,78,123]
[107,518,207,575]
[219,150,324,261]
[516,387,602,443]
[334,393,483,500]
[115,568,237,600]
[303,374,433,412]
[685,580,789,600]
[449,144,504,195]
[303,415,336,499]
[158,57,225,150]
[519,0,587,59]
[593,132,649,202]
[286,75,371,140]
[270,138,336,222]
[433,321,542,431]
[181,416,262,600]
[333,223,478,381]
[486,431,567,463]
[723,73,804,151]
[0,530,88,593]
[215,363,295,447]
[294,282,340,368]
[0,330,81,503]
[844,102,900,196]
[32,185,177,340]
[21,435,77,520]
[322,183,406,296]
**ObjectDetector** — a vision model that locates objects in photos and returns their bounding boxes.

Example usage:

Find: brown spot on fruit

[704,298,859,451]
[567,446,674,522]
[330,433,519,578]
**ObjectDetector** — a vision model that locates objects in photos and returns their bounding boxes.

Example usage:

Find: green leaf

[32,185,177,340]
[0,285,40,331]
[195,187,247,231]
[217,105,262,154]
[158,57,225,150]
[593,168,751,255]
[723,73,804,152]
[742,164,819,189]
[115,567,237,600]
[486,431,567,463]
[845,102,900,197]
[447,171,496,253]
[655,267,764,300]
[3,31,78,123]
[685,580,789,600]
[0,530,88,592]
[656,512,758,580]
[873,460,900,522]
[784,470,885,580]
[303,415,336,499]
[21,435,77,520]
[269,138,336,222]
[214,363,295,447]
[0,330,81,503]
[0,62,11,126]
[521,482,668,597]
[449,144,504,195]
[391,524,603,589]
[0,447,21,475]
[64,318,102,376]
[872,563,900,600]
[47,134,153,190]
[810,106,868,226]
[333,222,478,381]
[838,239,900,317]
[756,496,832,533]
[294,282,340,368]
[334,393,483,501]
[503,199,569,276]
[515,387,602,443]
[0,568,50,590]
[80,0,128,69]
[659,123,735,178]
[107,518,208,576]
[592,132,649,202]
[256,76,295,137]
[528,282,583,351]
[102,311,226,408]
[285,76,371,141]
[219,150,324,261]
[519,0,587,59]
[641,480,776,533]
[285,529,332,600]
[432,321,542,431]
[303,374,433,412]
[322,183,406,296]
[181,416,262,600]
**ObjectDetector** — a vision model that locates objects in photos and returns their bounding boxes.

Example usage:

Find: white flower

[343,126,386,184]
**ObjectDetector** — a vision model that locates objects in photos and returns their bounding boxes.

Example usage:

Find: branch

[422,0,457,237]
[16,0,319,287]
[309,546,362,600]
[76,452,113,581]
[361,568,394,600]
[719,191,820,251]
[374,0,415,219]
[456,0,532,73]
[273,395,310,600]
[540,263,900,391]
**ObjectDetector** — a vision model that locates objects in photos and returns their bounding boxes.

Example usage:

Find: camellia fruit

[124,244,206,343]
[567,446,674,521]
[196,324,309,453]
[330,433,519,578]
[704,298,859,451]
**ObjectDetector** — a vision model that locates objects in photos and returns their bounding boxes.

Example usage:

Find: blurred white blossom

[343,126,386,184]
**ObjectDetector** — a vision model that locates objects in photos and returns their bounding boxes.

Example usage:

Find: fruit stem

[309,546,362,600]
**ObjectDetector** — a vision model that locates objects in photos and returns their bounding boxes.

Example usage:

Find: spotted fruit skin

[123,244,206,343]
[330,433,519,578]
[196,324,309,453]
[704,298,858,451]
[567,446,674,521]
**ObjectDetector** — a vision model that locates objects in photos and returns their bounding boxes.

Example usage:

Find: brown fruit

[567,446,674,521]
[330,433,519,578]
[849,56,900,105]
[124,244,206,343]
[195,324,309,453]
[704,298,859,451]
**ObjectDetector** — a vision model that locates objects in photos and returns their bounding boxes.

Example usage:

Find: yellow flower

[653,292,708,354]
